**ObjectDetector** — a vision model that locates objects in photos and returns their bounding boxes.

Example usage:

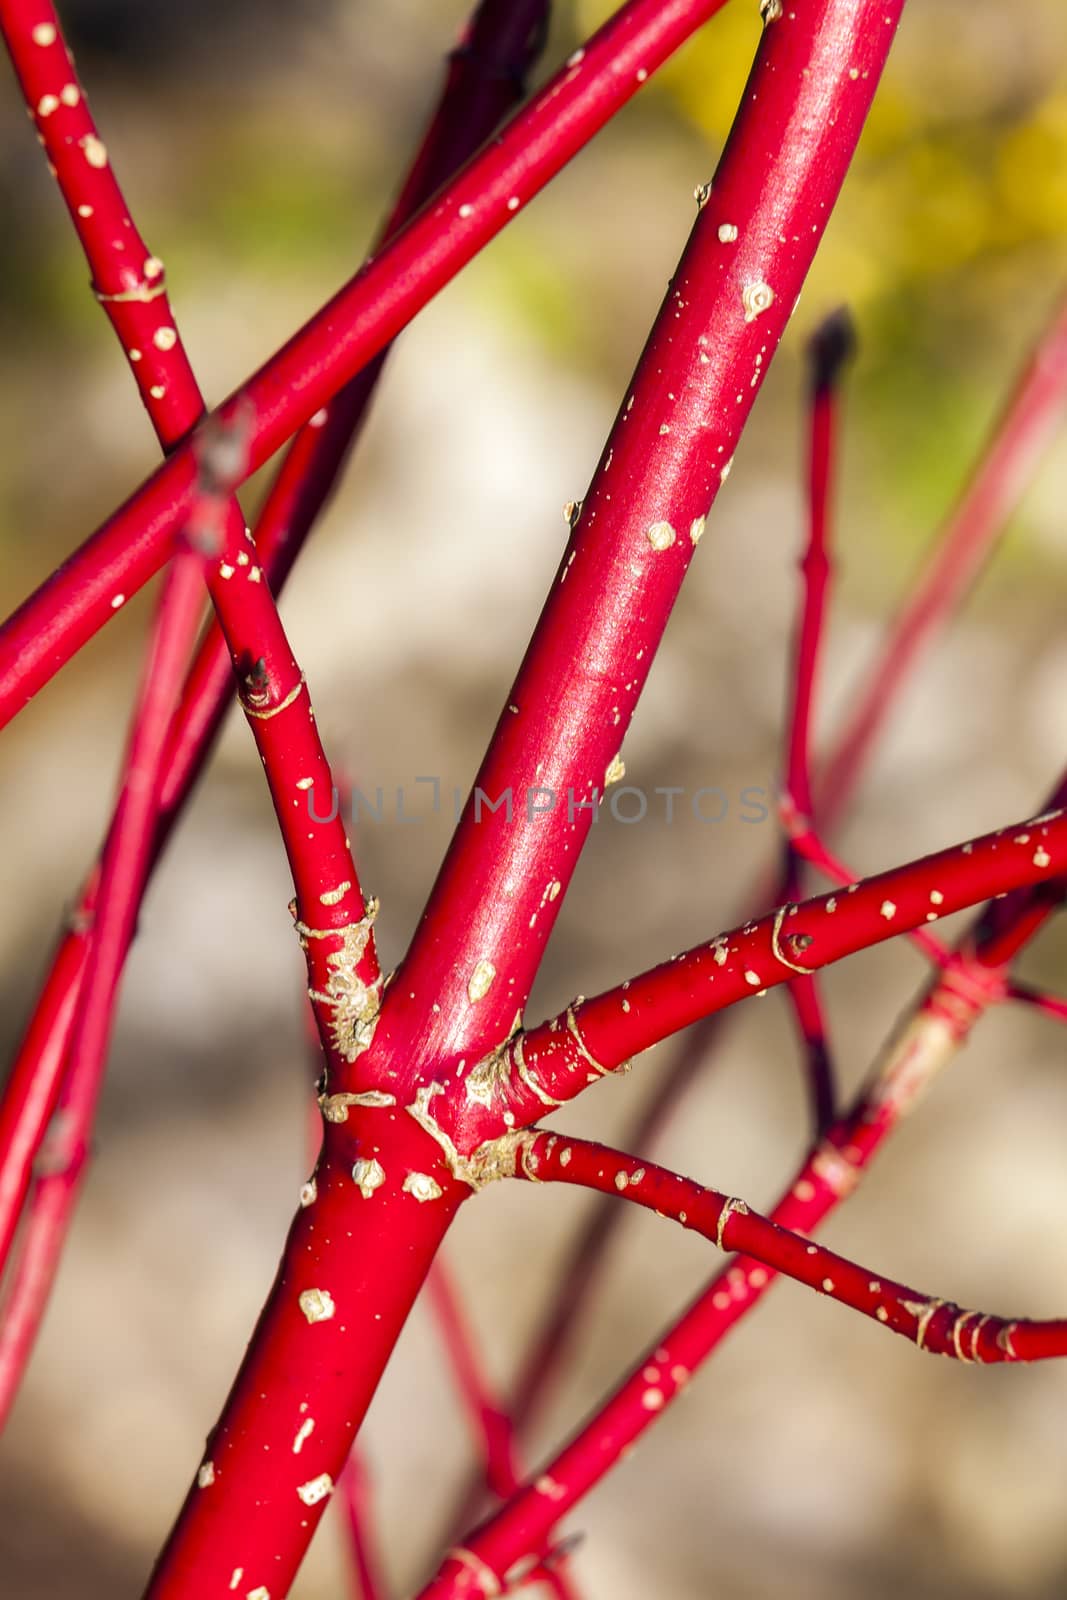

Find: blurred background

[1,0,1067,1595]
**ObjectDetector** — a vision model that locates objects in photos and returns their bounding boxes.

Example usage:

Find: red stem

[142,1109,466,1599]
[0,543,207,1423]
[247,0,551,655]
[779,310,855,1131]
[0,0,377,1411]
[437,805,1066,1151]
[337,1450,389,1600]
[786,814,950,965]
[785,307,855,827]
[524,1133,1063,1357]
[817,292,1067,823]
[1008,981,1067,1023]
[0,0,736,729]
[426,1259,522,1502]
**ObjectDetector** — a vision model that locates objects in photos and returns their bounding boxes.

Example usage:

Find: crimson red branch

[438,807,1067,1152]
[517,1134,1066,1363]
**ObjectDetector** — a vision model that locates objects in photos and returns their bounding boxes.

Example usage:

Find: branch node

[406,1083,537,1190]
[715,1195,749,1251]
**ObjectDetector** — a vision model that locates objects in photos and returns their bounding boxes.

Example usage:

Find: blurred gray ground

[1,2,1067,1597]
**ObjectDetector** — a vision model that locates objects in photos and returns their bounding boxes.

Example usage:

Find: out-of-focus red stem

[785,308,855,826]
[251,0,551,587]
[782,972,835,1132]
[1008,981,1067,1023]
[818,293,1067,822]
[786,813,950,965]
[337,1449,389,1600]
[0,0,737,728]
[0,541,207,1424]
[779,310,856,1132]
[427,1259,521,1502]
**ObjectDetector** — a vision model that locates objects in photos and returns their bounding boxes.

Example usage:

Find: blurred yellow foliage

[576,0,1067,311]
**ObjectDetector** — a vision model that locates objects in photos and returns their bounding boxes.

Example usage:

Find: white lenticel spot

[741,282,775,322]
[718,223,739,243]
[31,22,57,45]
[467,959,496,1003]
[296,1474,334,1507]
[298,1288,335,1324]
[80,135,108,168]
[647,521,676,551]
[880,901,896,920]
[351,1158,386,1199]
[318,881,352,907]
[403,1172,443,1203]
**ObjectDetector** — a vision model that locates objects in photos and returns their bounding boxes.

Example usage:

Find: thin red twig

[818,293,1067,823]
[427,1258,522,1503]
[427,805,1066,1154]
[0,526,209,1422]
[1007,980,1067,1023]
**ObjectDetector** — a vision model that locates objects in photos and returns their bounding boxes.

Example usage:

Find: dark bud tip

[808,306,857,393]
